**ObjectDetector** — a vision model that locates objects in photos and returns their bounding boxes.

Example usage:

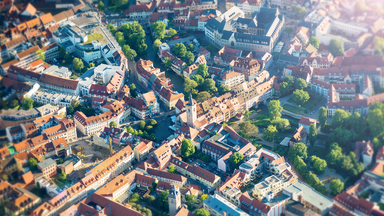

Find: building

[94,174,131,202]
[218,71,245,88]
[4,187,41,216]
[214,45,242,67]
[283,181,334,215]
[298,117,316,134]
[230,57,261,81]
[289,126,307,147]
[168,184,181,216]
[37,158,57,179]
[203,194,249,216]
[134,141,154,162]
[205,7,285,53]
[125,1,156,19]
[354,140,374,167]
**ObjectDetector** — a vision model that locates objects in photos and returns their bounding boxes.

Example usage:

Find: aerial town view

[0,0,384,215]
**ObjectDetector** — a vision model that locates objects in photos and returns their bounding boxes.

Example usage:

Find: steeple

[187,92,194,106]
[186,92,196,128]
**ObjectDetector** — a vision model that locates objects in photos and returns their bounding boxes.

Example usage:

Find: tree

[340,155,354,172]
[149,119,157,126]
[151,181,158,192]
[123,45,137,60]
[168,164,176,173]
[164,57,171,69]
[169,28,177,36]
[98,0,105,11]
[22,96,33,110]
[114,0,128,7]
[155,190,169,210]
[36,182,40,189]
[195,208,210,216]
[151,22,166,40]
[229,152,244,169]
[64,52,72,63]
[73,58,84,72]
[219,84,230,95]
[279,82,290,96]
[138,121,146,131]
[312,156,327,174]
[29,158,37,170]
[284,76,294,90]
[263,125,278,142]
[192,74,204,86]
[332,109,350,128]
[197,64,209,78]
[10,99,18,108]
[1,174,8,181]
[181,139,195,158]
[109,121,117,128]
[268,100,283,120]
[89,62,95,68]
[288,142,308,161]
[107,24,118,35]
[318,107,327,128]
[329,39,344,57]
[295,78,307,90]
[367,103,384,137]
[200,194,209,201]
[138,42,147,55]
[149,133,156,142]
[326,143,343,166]
[373,137,383,149]
[203,79,217,93]
[144,195,155,204]
[206,44,216,52]
[271,118,290,130]
[292,89,310,105]
[330,178,344,195]
[239,121,259,137]
[185,51,195,65]
[187,44,194,52]
[36,49,45,61]
[174,43,187,57]
[184,78,198,94]
[153,39,162,53]
[309,36,320,49]
[67,105,74,115]
[185,194,197,207]
[196,91,211,102]
[292,5,307,18]
[131,193,140,201]
[374,36,384,56]
[58,158,64,164]
[59,171,67,181]
[294,156,306,173]
[59,46,66,58]
[309,124,317,145]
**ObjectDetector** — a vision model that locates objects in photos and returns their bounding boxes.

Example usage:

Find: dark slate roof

[237,17,252,25]
[222,31,233,40]
[279,54,300,64]
[206,17,232,33]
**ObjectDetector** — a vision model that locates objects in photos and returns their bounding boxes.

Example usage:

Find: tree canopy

[330,178,344,195]
[195,208,210,216]
[185,51,195,65]
[98,1,105,11]
[329,39,344,57]
[268,100,283,120]
[295,78,307,90]
[318,107,327,128]
[239,121,259,137]
[219,84,230,95]
[309,36,320,49]
[36,49,45,61]
[292,89,310,105]
[196,91,211,102]
[174,43,187,57]
[181,139,195,158]
[279,82,290,96]
[203,79,217,93]
[73,58,84,72]
[22,96,33,110]
[151,22,166,40]
[109,121,117,128]
[229,152,243,169]
[288,142,308,161]
[197,64,209,78]
[309,124,317,145]
[263,125,278,142]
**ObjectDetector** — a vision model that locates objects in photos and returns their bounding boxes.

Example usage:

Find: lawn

[283,104,306,115]
[308,146,327,159]
[70,74,79,79]
[83,33,104,44]
[252,113,271,127]
[288,93,323,110]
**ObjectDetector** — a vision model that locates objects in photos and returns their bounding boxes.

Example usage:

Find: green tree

[64,52,72,63]
[192,74,204,86]
[263,125,278,142]
[138,42,148,55]
[200,194,209,201]
[374,36,384,56]
[196,91,211,102]
[268,100,283,120]
[107,24,118,35]
[185,51,195,65]
[284,75,294,90]
[330,178,344,195]
[59,46,66,58]
[271,118,290,130]
[292,5,307,18]
[203,79,217,93]
[174,43,187,57]
[144,195,155,204]
[114,0,128,7]
[88,62,95,68]
[59,171,67,181]
[332,109,350,128]
[373,137,383,149]
[149,119,157,126]
[187,44,194,51]
[343,112,367,140]
[36,49,45,61]
[164,57,171,69]
[309,36,320,49]
[109,121,117,128]
[67,105,74,115]
[153,39,162,53]
[168,164,176,173]
[292,89,310,105]
[36,181,40,189]
[229,152,244,169]
[155,190,169,210]
[1,174,8,181]
[123,45,137,60]
[279,82,290,96]
[58,158,64,164]
[98,0,105,11]
[294,156,306,172]
[185,194,197,207]
[326,145,343,166]
[239,121,259,137]
[131,193,140,201]
[206,44,216,52]
[151,22,166,40]
[295,78,307,90]
[169,28,177,36]
[195,208,210,216]
[309,124,317,145]
[329,38,344,57]
[312,156,327,174]
[340,155,354,172]
[181,139,195,158]
[29,158,37,170]
[184,78,198,94]
[218,84,230,95]
[126,126,134,134]
[197,64,209,78]
[288,142,308,161]
[73,58,84,72]
[138,121,146,131]
[22,96,33,110]
[367,103,384,137]
[318,107,327,128]
[10,99,18,108]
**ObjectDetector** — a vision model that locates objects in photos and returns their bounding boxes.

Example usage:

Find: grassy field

[283,104,306,115]
[83,33,104,44]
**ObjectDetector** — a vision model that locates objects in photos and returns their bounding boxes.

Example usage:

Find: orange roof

[370,162,384,176]
[95,174,129,196]
[30,59,44,68]
[135,142,149,153]
[26,17,42,29]
[298,117,316,126]
[14,152,29,165]
[0,146,10,159]
[23,3,37,16]
[30,202,54,216]
[142,91,157,105]
[18,46,39,59]
[22,171,34,185]
[52,137,68,149]
[220,71,242,80]
[39,13,55,25]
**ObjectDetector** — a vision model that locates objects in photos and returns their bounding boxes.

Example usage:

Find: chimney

[223,211,227,216]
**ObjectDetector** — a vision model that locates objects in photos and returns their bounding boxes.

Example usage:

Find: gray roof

[221,31,233,40]
[206,17,233,33]
[203,194,248,216]
[279,54,300,64]
[60,154,81,168]
[284,181,333,211]
[38,158,56,170]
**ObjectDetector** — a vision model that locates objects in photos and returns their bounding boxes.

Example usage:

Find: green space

[308,146,327,159]
[288,94,322,110]
[70,74,79,80]
[283,104,306,115]
[31,188,48,199]
[83,33,104,44]
[252,113,271,128]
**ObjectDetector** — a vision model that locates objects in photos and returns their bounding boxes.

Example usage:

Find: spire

[187,92,194,106]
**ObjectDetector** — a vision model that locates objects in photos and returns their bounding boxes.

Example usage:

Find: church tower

[186,93,196,128]
[168,185,181,216]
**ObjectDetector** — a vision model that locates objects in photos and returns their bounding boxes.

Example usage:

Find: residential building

[203,194,249,216]
[146,167,187,186]
[214,45,242,67]
[301,53,334,69]
[134,141,154,162]
[230,57,261,81]
[4,188,41,216]
[218,71,245,88]
[37,158,57,179]
[354,140,374,167]
[125,1,156,19]
[289,126,307,147]
[298,117,316,134]
[95,174,131,202]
